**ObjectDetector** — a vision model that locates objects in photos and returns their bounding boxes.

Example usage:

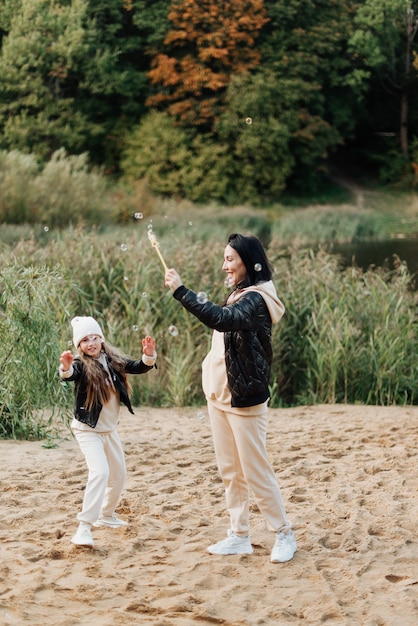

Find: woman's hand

[142,336,155,356]
[165,268,183,292]
[60,350,74,370]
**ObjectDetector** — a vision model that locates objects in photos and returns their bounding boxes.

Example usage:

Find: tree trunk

[400,90,409,157]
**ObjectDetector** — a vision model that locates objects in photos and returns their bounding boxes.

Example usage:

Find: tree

[146,0,268,129]
[258,0,363,191]
[132,0,171,54]
[0,0,151,166]
[123,1,365,202]
[0,0,91,159]
[349,0,418,157]
[120,110,231,201]
[215,70,296,201]
[78,0,152,167]
[0,0,20,40]
[121,110,191,195]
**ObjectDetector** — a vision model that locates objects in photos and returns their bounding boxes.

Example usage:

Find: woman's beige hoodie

[202,280,285,415]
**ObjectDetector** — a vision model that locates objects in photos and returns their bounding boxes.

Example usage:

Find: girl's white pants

[73,429,127,525]
[207,402,291,535]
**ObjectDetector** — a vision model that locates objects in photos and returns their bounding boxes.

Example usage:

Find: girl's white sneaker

[207,530,253,555]
[71,524,94,548]
[93,514,128,528]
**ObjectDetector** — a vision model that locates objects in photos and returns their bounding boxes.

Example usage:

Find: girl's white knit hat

[71,316,105,348]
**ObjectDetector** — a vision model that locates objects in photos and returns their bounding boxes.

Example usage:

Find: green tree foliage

[132,0,171,53]
[349,0,418,158]
[215,70,296,202]
[0,0,91,159]
[0,0,18,37]
[120,110,231,201]
[0,0,150,166]
[258,0,364,192]
[121,111,191,196]
[78,0,151,167]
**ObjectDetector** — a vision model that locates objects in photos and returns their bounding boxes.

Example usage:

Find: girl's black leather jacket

[64,356,154,428]
[173,285,273,407]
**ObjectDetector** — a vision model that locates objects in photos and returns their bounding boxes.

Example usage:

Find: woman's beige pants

[207,402,291,535]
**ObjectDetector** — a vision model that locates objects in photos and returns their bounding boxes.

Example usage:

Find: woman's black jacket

[173,285,273,408]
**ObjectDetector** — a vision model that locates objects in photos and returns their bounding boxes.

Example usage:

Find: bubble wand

[147,229,169,272]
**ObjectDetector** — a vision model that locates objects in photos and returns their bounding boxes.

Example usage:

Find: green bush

[31,149,113,227]
[0,149,114,227]
[0,150,40,222]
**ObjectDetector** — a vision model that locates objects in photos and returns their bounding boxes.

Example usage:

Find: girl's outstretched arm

[59,350,74,371]
[142,336,155,357]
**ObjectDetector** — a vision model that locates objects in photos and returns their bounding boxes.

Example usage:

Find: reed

[0,224,416,439]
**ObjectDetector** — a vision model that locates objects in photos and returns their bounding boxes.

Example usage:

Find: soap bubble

[142,292,148,298]
[225,277,233,287]
[120,243,128,252]
[124,276,129,282]
[254,263,262,272]
[245,117,252,125]
[43,226,49,232]
[197,410,206,420]
[132,325,138,332]
[134,212,143,220]
[67,340,73,347]
[168,325,179,337]
[188,221,193,226]
[196,291,208,304]
[147,223,153,231]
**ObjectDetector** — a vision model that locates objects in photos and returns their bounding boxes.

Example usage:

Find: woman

[165,233,296,563]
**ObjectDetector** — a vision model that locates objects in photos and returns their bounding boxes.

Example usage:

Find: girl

[59,316,156,548]
[165,233,297,563]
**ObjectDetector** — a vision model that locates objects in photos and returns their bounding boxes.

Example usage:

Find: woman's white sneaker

[270,530,297,563]
[207,530,253,555]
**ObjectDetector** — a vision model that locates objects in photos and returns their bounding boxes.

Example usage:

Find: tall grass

[269,242,416,406]
[0,264,75,438]
[270,205,388,244]
[0,222,416,439]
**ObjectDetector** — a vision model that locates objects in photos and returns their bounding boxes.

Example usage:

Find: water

[327,238,418,288]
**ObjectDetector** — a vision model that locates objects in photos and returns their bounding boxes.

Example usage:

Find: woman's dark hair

[227,233,273,287]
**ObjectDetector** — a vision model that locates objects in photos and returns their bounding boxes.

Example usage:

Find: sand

[1,404,418,626]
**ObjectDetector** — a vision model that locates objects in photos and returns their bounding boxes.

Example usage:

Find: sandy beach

[1,404,418,626]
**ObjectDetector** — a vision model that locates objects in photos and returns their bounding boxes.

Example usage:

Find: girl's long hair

[76,343,131,410]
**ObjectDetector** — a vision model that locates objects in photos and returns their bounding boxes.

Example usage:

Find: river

[326,238,418,288]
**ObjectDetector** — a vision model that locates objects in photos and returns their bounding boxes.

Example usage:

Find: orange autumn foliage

[147,0,268,127]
